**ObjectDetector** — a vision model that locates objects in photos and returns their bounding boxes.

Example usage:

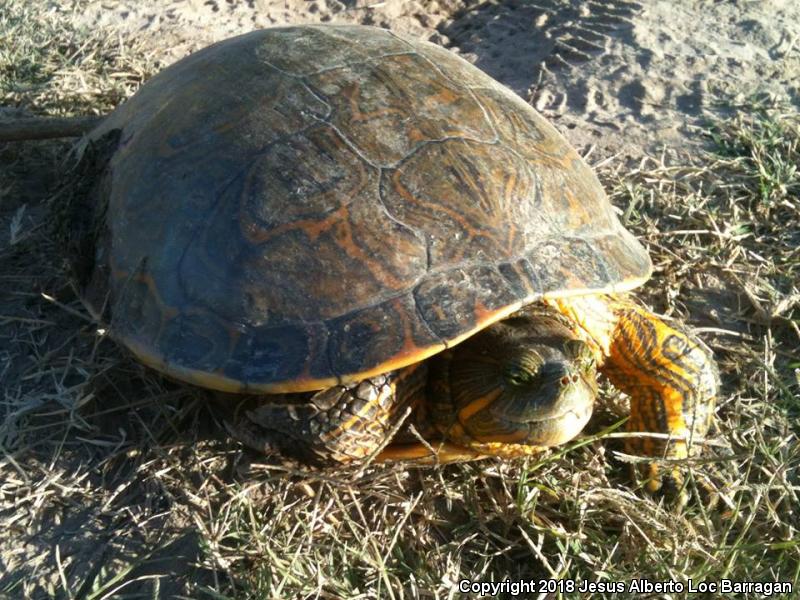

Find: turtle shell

[78,25,651,393]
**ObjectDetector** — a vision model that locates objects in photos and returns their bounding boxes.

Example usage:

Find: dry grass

[0,0,157,117]
[1,2,798,598]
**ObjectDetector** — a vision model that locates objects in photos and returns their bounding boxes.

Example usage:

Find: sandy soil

[76,0,800,160]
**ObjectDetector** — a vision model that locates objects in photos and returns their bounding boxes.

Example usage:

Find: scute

[80,25,651,393]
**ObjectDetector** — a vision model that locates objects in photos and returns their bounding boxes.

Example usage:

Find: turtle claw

[634,462,690,509]
[632,459,722,511]
[224,418,283,458]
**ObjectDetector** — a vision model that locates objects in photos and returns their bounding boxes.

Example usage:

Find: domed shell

[80,25,651,393]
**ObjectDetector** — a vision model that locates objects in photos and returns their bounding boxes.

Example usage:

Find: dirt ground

[73,0,800,158]
[1,1,798,598]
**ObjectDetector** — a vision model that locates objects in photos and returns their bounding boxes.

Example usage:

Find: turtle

[65,24,719,493]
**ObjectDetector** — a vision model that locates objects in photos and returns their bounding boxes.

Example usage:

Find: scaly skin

[548,295,719,492]
[229,365,427,466]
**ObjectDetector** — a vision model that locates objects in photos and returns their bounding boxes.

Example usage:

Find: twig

[0,115,103,142]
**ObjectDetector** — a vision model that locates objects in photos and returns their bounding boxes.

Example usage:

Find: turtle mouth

[522,401,593,447]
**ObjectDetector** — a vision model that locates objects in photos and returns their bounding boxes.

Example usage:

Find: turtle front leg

[228,365,426,466]
[604,301,719,494]
[551,296,719,494]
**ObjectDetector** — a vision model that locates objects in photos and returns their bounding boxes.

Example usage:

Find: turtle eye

[502,353,543,387]
[564,339,594,366]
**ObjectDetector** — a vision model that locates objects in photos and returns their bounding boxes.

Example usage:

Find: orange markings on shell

[81,25,651,390]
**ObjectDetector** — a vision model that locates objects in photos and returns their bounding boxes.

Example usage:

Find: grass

[0,0,157,117]
[1,1,798,598]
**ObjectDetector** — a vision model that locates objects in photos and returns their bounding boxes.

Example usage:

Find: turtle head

[436,312,598,451]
